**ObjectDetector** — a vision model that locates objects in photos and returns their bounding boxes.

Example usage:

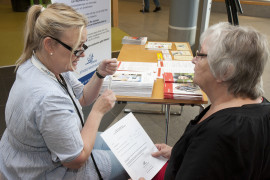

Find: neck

[35,51,60,79]
[206,85,262,111]
[198,82,262,123]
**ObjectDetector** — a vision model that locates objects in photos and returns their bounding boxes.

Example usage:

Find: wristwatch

[96,68,105,79]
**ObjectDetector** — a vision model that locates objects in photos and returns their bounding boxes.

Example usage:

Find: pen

[108,75,112,90]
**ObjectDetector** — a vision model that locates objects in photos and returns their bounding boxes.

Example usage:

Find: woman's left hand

[97,58,118,77]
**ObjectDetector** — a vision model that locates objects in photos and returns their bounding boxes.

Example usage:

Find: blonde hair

[16,3,87,69]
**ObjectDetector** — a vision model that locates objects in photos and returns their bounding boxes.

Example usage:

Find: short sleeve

[62,72,84,100]
[36,91,84,163]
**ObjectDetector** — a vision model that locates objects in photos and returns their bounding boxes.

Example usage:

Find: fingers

[155,144,163,151]
[99,59,118,75]
[155,143,167,151]
[92,90,116,114]
[152,143,172,159]
[102,90,116,104]
[151,151,163,157]
[152,144,165,157]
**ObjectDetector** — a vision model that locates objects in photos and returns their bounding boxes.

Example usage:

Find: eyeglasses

[49,36,88,57]
[195,50,207,59]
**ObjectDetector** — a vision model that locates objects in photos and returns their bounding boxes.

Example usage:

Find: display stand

[225,0,243,25]
[142,0,145,13]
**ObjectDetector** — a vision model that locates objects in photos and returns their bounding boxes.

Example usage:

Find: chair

[0,66,16,139]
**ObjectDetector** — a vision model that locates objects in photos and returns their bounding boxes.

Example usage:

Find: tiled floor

[110,0,270,146]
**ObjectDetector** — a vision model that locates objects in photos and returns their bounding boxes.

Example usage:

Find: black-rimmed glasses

[195,50,207,58]
[49,36,88,57]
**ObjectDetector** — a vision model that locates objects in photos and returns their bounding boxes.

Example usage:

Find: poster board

[51,0,111,84]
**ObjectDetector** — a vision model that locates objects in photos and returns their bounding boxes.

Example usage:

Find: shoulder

[186,103,270,140]
[209,102,270,124]
[16,61,70,102]
[197,104,270,143]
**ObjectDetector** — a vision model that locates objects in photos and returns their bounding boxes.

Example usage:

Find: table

[116,42,208,143]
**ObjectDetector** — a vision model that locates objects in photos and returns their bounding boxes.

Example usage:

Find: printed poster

[51,0,111,84]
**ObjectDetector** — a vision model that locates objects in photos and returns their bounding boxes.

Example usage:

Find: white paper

[117,61,158,73]
[145,42,172,50]
[163,54,172,61]
[171,50,192,56]
[158,60,195,73]
[101,113,167,180]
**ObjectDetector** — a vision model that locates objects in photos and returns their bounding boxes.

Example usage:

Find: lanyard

[31,54,58,82]
[31,54,103,180]
[31,54,84,126]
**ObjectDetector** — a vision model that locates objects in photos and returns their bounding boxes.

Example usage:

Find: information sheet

[158,60,195,73]
[101,113,167,180]
[117,61,157,73]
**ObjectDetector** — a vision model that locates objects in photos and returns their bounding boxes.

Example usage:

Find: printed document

[158,60,195,73]
[101,113,167,180]
[117,61,158,73]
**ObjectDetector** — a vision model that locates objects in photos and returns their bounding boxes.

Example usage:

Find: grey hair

[200,22,270,99]
[16,3,87,69]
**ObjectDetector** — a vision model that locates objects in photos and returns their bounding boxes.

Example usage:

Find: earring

[50,53,53,56]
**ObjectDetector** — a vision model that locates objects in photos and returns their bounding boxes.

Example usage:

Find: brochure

[122,36,148,45]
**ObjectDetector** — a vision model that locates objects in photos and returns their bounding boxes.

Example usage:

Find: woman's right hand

[92,89,116,115]
[152,144,172,160]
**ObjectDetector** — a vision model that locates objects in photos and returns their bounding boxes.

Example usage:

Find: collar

[31,53,59,82]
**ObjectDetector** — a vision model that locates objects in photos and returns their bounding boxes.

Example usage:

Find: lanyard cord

[58,74,103,180]
[30,55,102,179]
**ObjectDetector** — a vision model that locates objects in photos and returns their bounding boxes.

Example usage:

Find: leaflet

[117,61,158,73]
[158,60,195,73]
[101,113,167,180]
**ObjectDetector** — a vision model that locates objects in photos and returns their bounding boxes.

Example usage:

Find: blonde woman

[0,3,128,179]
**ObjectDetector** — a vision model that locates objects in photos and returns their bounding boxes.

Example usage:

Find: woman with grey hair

[149,22,270,179]
[0,3,128,180]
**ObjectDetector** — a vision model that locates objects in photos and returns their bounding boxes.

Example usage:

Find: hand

[152,144,172,160]
[92,89,116,115]
[97,58,118,77]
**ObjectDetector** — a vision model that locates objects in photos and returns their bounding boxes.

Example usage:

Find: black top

[165,98,270,180]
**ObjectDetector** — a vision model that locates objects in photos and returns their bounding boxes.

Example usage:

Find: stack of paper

[163,72,194,83]
[122,36,148,45]
[158,60,202,100]
[145,42,172,50]
[101,71,155,97]
[175,43,190,50]
[164,83,203,100]
[117,61,158,73]
[158,60,195,73]
[171,50,193,61]
[161,50,172,60]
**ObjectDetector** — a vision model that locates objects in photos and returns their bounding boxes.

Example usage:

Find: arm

[79,58,117,107]
[63,89,116,169]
